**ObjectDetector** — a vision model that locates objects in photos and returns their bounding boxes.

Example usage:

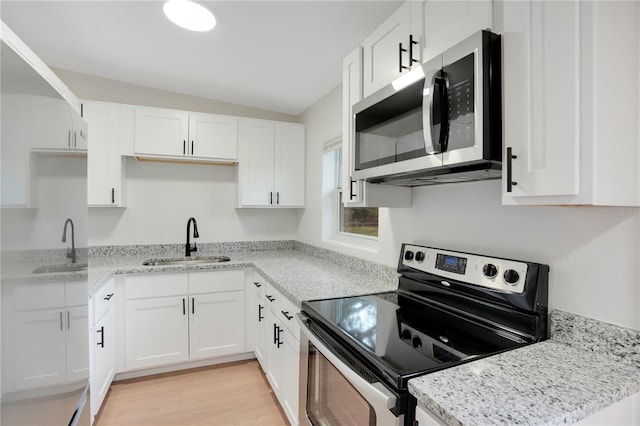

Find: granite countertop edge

[408,311,640,426]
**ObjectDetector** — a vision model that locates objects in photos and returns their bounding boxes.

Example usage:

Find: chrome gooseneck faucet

[62,218,76,264]
[185,217,199,257]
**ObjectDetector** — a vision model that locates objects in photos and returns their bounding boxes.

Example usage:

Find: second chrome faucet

[185,217,199,257]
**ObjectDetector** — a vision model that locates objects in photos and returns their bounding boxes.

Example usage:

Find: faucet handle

[192,242,198,253]
[66,248,72,259]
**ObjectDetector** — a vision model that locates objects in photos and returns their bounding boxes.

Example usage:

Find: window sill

[324,232,378,253]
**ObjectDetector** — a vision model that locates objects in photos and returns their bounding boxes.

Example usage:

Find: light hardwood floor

[95,360,288,426]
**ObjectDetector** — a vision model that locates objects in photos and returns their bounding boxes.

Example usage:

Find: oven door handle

[296,314,399,413]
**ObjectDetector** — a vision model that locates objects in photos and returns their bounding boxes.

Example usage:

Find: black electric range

[299,243,548,425]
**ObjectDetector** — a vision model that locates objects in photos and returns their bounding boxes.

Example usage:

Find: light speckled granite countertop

[409,310,640,425]
[88,244,398,307]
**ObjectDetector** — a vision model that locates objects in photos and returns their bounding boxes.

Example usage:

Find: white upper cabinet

[1,94,35,207]
[84,101,129,207]
[134,106,189,157]
[134,106,238,162]
[274,123,305,207]
[422,0,493,62]
[237,119,305,208]
[342,46,411,208]
[362,1,424,97]
[188,112,238,161]
[30,96,87,152]
[502,1,640,206]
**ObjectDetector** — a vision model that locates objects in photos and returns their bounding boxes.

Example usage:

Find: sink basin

[142,256,231,266]
[32,263,88,274]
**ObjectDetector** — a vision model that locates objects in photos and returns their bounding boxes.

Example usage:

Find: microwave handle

[423,68,439,154]
[437,71,449,152]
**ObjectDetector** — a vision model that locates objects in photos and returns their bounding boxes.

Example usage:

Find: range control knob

[503,269,520,285]
[482,263,498,278]
[415,251,425,262]
[412,336,423,349]
[404,251,414,261]
[401,329,411,340]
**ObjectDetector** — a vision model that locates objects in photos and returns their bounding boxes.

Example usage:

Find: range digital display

[436,253,467,275]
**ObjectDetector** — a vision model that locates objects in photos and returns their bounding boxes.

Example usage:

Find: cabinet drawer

[188,269,244,294]
[276,291,300,341]
[265,283,300,340]
[125,273,188,299]
[65,280,88,307]
[250,271,266,299]
[14,281,65,311]
[93,278,115,323]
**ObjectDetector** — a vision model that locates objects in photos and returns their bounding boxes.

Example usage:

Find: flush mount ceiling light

[163,0,216,32]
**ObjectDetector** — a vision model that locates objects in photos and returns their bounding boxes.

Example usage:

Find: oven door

[297,314,403,426]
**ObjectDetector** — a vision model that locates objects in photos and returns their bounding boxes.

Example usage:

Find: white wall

[89,158,300,246]
[296,83,640,331]
[53,70,302,247]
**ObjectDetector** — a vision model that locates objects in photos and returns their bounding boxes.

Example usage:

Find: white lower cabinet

[246,271,267,370]
[262,282,301,426]
[189,291,245,360]
[124,270,245,371]
[9,280,88,391]
[125,295,190,369]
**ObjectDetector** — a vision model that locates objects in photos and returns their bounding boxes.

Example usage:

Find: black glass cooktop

[302,291,529,391]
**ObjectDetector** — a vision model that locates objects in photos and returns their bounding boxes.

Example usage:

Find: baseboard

[113,352,257,381]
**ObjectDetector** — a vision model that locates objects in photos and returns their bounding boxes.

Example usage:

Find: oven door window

[306,343,376,426]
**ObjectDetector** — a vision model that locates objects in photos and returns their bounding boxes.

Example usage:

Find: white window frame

[322,139,378,251]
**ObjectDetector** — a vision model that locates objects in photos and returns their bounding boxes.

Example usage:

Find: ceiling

[0,1,402,115]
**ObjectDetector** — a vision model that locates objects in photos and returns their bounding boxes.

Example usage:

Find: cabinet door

[125,296,189,370]
[91,308,115,419]
[281,330,300,426]
[274,123,305,207]
[134,106,189,157]
[422,1,493,62]
[362,2,412,97]
[85,102,124,206]
[30,96,74,150]
[502,1,581,201]
[254,299,267,371]
[188,113,238,160]
[66,306,89,382]
[265,309,282,396]
[342,46,363,205]
[13,309,66,389]
[1,95,33,207]
[189,290,245,360]
[238,119,275,206]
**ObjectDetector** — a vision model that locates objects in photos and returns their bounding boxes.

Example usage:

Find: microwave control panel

[402,245,528,294]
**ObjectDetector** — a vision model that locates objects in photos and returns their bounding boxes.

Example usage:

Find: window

[323,142,378,241]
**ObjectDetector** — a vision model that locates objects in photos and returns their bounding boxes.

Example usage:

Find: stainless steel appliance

[297,244,549,425]
[352,30,502,186]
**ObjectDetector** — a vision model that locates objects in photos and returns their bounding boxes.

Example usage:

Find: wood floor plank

[96,360,288,426]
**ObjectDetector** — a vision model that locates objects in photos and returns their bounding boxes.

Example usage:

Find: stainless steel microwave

[352,30,502,186]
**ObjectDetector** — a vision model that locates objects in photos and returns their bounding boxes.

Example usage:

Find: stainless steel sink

[142,256,231,266]
[32,263,88,274]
